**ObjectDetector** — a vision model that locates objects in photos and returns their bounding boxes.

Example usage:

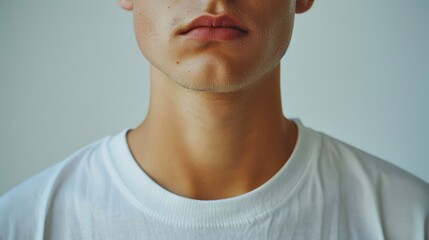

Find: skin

[117,0,314,200]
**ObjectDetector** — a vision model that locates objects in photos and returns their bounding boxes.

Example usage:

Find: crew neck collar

[107,118,318,228]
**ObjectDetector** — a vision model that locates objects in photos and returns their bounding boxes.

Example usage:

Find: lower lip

[180,27,248,42]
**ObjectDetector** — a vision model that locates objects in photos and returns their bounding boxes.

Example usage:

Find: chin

[172,60,256,92]
[174,73,254,93]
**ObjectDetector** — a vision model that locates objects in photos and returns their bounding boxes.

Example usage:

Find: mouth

[179,14,249,41]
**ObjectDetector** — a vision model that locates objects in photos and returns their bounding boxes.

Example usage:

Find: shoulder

[0,135,110,239]
[312,128,429,209]
[300,124,429,238]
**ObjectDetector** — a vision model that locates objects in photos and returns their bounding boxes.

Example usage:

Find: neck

[127,64,298,200]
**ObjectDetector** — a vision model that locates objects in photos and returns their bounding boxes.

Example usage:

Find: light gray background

[1,0,428,195]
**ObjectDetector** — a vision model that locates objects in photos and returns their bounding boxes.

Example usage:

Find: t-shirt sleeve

[0,165,61,239]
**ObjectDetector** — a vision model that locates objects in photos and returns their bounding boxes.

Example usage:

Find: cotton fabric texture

[1,119,428,240]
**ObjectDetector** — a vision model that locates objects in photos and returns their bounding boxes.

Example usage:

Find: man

[1,0,428,239]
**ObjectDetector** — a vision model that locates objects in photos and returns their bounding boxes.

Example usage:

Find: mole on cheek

[176,61,180,64]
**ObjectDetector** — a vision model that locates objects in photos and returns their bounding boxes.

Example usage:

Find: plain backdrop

[1,0,428,195]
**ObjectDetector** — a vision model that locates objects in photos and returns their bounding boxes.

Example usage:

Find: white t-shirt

[1,119,428,240]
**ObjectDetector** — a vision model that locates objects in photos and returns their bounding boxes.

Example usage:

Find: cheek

[256,2,295,66]
[133,2,185,69]
[270,15,294,52]
[133,3,171,60]
[133,12,156,56]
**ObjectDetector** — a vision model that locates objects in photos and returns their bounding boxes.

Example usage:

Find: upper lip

[179,14,249,35]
